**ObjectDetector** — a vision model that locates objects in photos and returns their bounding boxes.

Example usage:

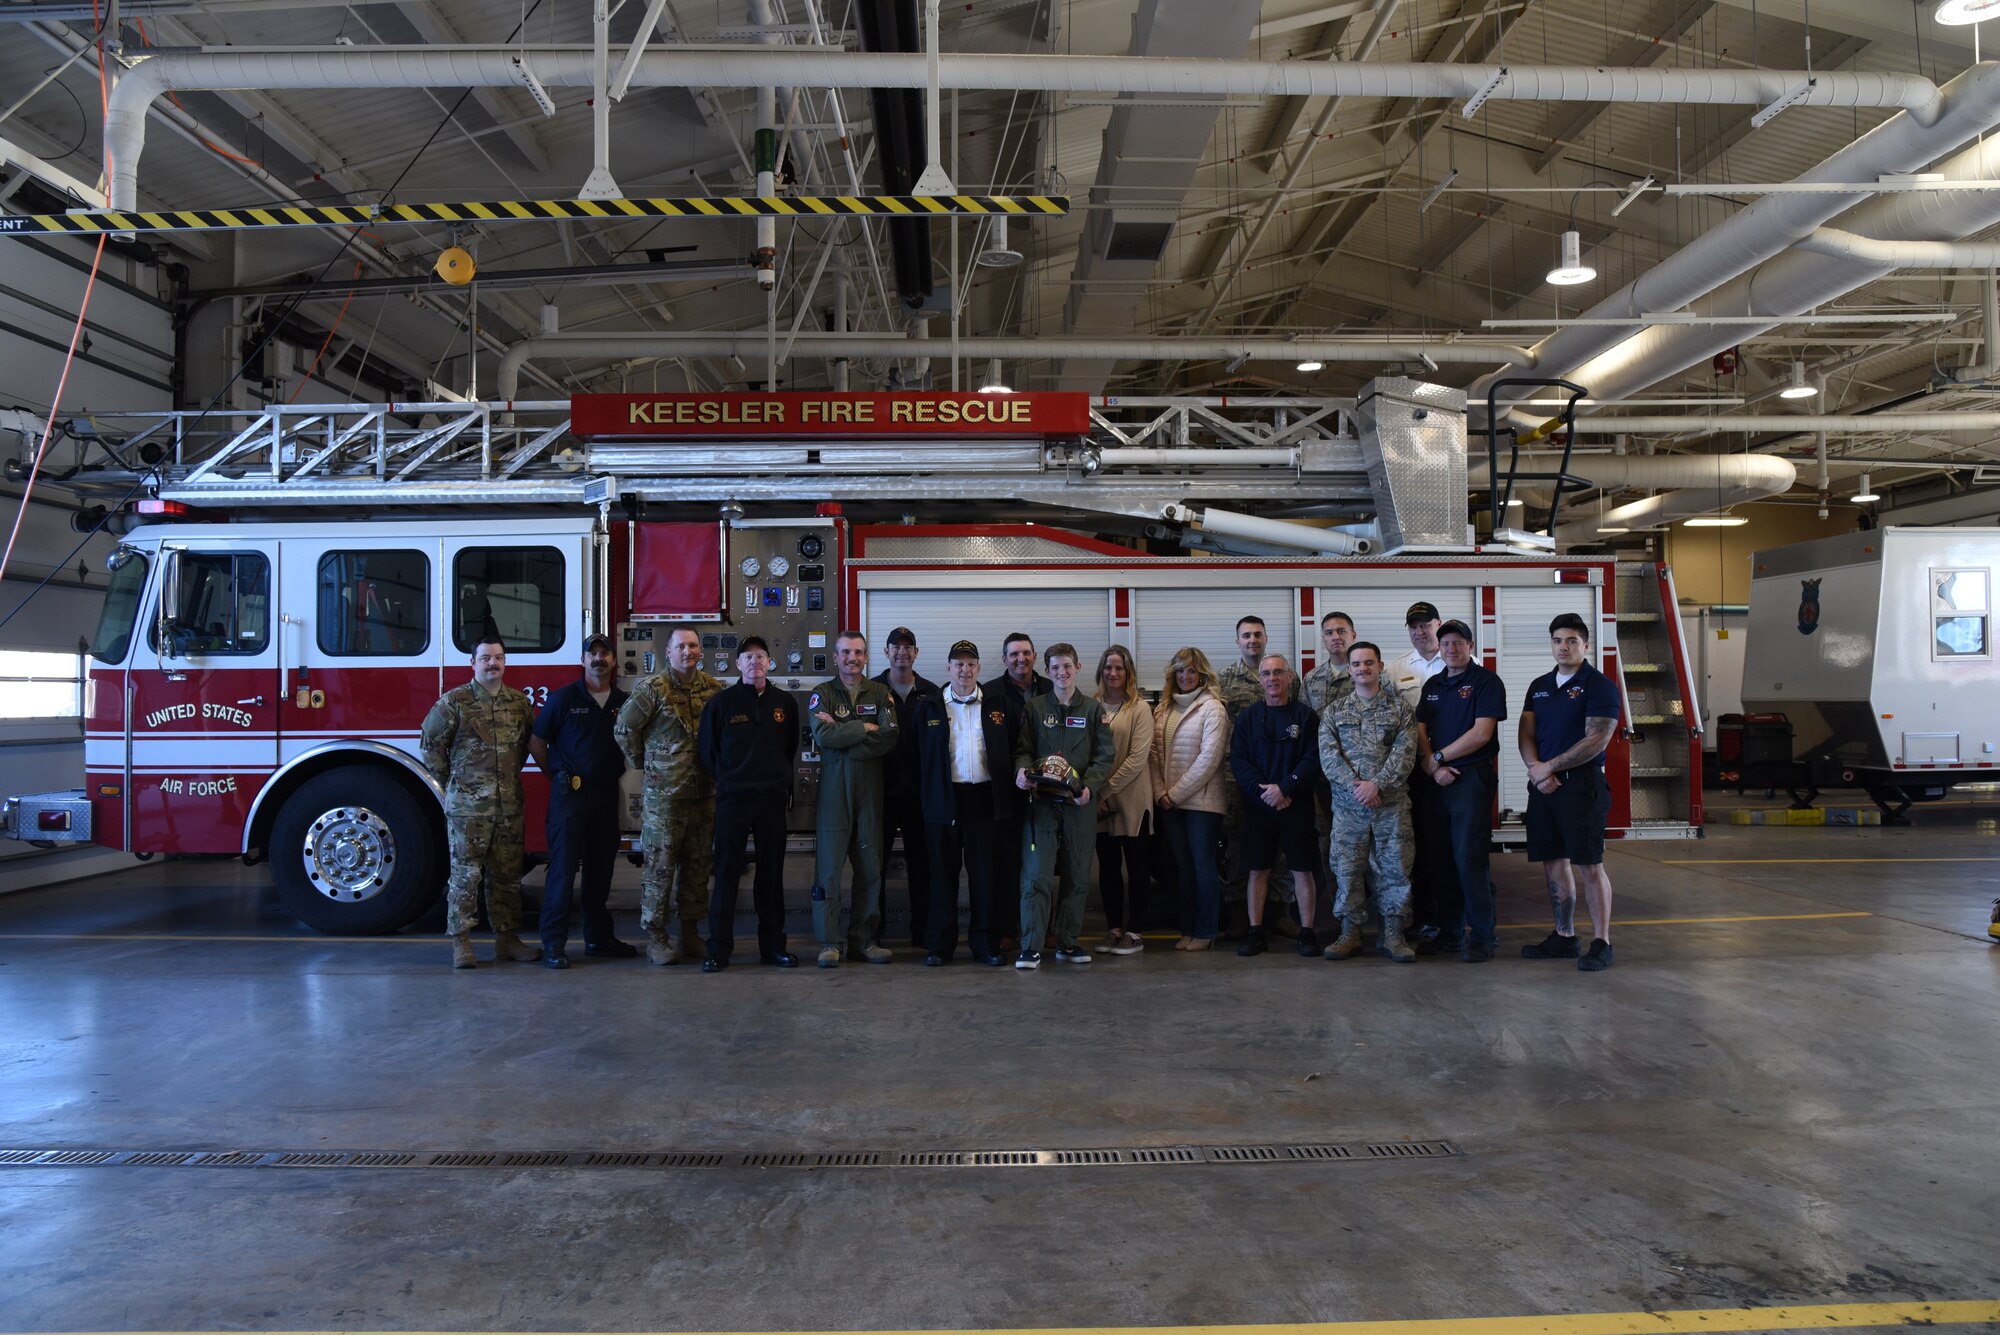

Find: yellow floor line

[1662,856,2000,864]
[31,1301,2000,1335]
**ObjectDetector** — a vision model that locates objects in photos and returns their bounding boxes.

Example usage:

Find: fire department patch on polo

[989,710,1005,726]
[772,708,786,723]
[1458,684,1474,698]
[1284,723,1301,739]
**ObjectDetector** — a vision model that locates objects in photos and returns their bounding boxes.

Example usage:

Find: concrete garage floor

[1,810,1997,1333]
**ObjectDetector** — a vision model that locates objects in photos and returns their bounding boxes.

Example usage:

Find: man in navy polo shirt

[529,633,635,968]
[1518,612,1623,972]
[1413,620,1508,962]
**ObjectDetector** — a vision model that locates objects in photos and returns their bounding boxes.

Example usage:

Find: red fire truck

[2,389,1703,934]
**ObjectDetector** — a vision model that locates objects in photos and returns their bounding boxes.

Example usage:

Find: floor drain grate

[0,1139,1459,1173]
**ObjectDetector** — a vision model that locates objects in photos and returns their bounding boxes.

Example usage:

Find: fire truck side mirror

[156,547,183,660]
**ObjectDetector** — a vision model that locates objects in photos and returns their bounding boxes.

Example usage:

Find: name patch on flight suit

[858,704,878,717]
[1065,716,1087,728]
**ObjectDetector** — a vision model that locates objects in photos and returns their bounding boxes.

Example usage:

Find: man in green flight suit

[808,629,901,967]
[420,636,540,970]
[1011,642,1116,970]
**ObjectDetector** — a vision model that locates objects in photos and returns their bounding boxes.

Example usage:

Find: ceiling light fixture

[1420,168,1458,213]
[1610,176,1656,216]
[1936,0,2000,25]
[1546,229,1596,286]
[977,359,1011,394]
[1224,352,1250,373]
[1851,473,1881,503]
[1505,497,1524,507]
[976,215,1023,268]
[1296,359,1325,373]
[1684,514,1750,527]
[1779,361,1819,398]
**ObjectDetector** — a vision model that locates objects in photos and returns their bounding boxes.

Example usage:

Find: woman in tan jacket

[1093,645,1155,955]
[1152,647,1231,950]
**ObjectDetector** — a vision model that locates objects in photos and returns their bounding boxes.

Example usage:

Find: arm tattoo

[1544,716,1618,773]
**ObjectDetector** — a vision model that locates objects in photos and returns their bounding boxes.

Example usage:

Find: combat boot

[1379,919,1417,964]
[646,933,676,966]
[1322,918,1364,960]
[451,933,477,969]
[493,930,539,963]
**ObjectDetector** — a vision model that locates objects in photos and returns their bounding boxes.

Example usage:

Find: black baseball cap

[737,635,770,656]
[584,632,614,653]
[1437,619,1475,644]
[949,639,979,661]
[1405,600,1441,625]
[886,626,918,646]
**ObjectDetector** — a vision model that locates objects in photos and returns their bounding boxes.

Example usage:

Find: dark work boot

[1236,925,1269,957]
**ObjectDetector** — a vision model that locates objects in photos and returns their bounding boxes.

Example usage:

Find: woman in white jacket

[1151,647,1231,950]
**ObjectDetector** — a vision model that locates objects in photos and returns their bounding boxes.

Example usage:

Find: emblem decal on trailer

[1797,578,1821,636]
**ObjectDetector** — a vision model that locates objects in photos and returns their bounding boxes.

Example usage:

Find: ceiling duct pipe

[1548,455,1800,546]
[1468,61,2000,425]
[1793,227,2000,267]
[1551,129,2000,411]
[99,49,1961,212]
[1161,502,1372,556]
[853,0,934,312]
[494,332,1531,399]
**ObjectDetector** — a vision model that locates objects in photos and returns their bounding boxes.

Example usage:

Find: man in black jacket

[695,636,801,971]
[914,640,1024,965]
[982,632,1050,952]
[875,626,941,948]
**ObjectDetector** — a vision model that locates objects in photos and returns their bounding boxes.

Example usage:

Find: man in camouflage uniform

[1302,610,1357,923]
[1318,640,1420,963]
[808,630,901,967]
[615,624,723,965]
[421,637,539,969]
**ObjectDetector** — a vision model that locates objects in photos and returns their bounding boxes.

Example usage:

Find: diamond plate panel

[1355,378,1469,553]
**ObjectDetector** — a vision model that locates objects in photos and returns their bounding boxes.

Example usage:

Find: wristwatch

[1431,749,1445,765]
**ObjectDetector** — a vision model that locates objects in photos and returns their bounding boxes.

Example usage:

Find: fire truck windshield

[90,550,150,665]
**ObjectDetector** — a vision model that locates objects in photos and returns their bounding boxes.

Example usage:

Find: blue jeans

[1163,807,1222,939]
[1433,761,1498,949]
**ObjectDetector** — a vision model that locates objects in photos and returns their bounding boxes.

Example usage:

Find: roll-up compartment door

[861,588,1112,678]
[1311,587,1476,663]
[1131,587,1297,688]
[1495,585,1599,819]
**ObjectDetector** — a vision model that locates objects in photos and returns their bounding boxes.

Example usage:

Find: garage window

[1931,568,1989,661]
[318,550,430,657]
[453,546,564,653]
[0,649,84,719]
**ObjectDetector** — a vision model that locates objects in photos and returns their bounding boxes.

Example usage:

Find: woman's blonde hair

[1095,643,1137,696]
[1161,645,1219,699]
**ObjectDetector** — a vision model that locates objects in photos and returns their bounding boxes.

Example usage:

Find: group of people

[418,600,1623,975]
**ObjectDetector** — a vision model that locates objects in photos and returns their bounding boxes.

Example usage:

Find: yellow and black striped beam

[0,194,1070,237]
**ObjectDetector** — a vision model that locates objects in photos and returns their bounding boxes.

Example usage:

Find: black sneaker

[1578,938,1615,971]
[1014,950,1042,971]
[1461,941,1495,963]
[1295,928,1319,956]
[1053,945,1093,965]
[1412,926,1444,956]
[1521,931,1581,960]
[1236,928,1268,958]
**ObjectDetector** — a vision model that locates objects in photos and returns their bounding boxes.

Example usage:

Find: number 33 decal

[522,685,550,706]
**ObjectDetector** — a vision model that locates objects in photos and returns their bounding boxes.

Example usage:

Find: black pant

[926,783,997,960]
[884,790,932,946]
[990,815,1023,944]
[1434,761,1499,949]
[1407,770,1448,934]
[709,792,789,962]
[1097,825,1150,933]
[540,785,619,952]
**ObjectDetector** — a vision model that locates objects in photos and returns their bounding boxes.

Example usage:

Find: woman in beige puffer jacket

[1151,647,1231,949]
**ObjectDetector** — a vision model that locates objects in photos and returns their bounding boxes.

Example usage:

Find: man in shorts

[1518,612,1623,972]
[1227,654,1323,956]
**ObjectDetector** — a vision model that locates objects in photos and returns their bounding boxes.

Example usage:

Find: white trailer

[1742,526,2000,814]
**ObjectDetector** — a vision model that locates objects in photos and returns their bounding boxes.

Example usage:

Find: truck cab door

[127,543,282,852]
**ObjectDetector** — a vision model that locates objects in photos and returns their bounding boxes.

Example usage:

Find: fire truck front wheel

[271,770,442,935]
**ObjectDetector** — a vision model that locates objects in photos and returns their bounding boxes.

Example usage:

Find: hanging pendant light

[1779,361,1818,399]
[1851,473,1880,503]
[1546,230,1596,286]
[1936,0,2000,25]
